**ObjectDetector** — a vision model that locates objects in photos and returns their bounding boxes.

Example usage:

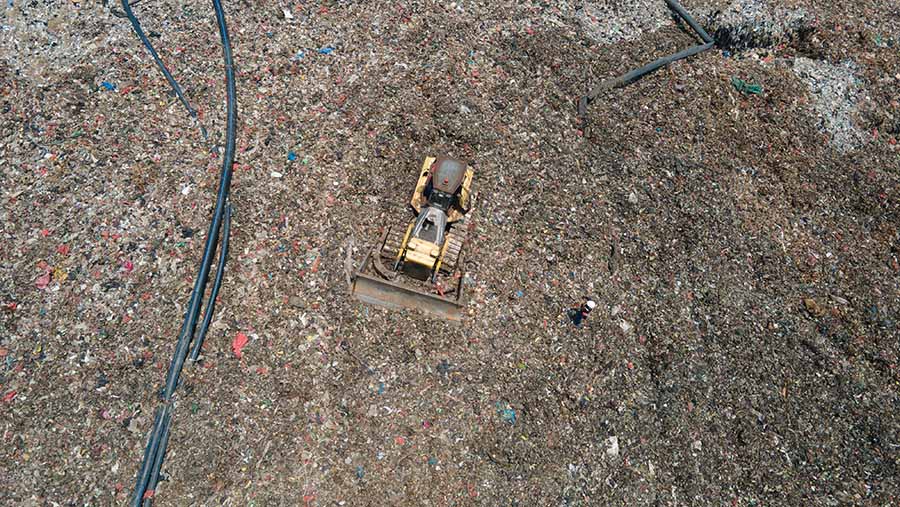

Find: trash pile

[1,0,898,505]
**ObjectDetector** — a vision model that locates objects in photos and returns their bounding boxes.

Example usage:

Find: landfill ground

[1,0,899,505]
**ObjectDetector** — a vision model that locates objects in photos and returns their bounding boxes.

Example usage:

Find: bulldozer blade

[351,272,463,322]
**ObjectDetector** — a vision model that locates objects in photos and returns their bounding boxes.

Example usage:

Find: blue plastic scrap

[317,47,334,55]
[496,402,517,424]
[101,81,116,91]
[500,408,517,425]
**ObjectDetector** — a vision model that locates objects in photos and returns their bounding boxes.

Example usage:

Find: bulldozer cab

[411,157,474,222]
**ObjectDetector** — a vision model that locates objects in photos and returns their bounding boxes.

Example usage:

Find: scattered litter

[731,77,763,95]
[2,2,895,504]
[803,298,826,317]
[606,436,620,458]
[496,402,517,425]
[792,57,866,152]
[232,332,249,359]
[35,270,51,289]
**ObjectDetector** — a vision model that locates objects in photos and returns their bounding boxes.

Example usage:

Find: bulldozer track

[440,228,466,273]
[380,226,406,261]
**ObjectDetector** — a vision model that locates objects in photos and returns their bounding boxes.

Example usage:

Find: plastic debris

[35,270,51,289]
[3,2,897,505]
[606,436,620,457]
[232,332,249,359]
[731,77,763,95]
[496,402,517,425]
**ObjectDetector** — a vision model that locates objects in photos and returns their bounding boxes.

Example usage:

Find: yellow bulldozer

[351,156,474,321]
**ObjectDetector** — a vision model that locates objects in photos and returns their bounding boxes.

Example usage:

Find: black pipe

[160,0,237,402]
[119,0,206,139]
[130,406,166,507]
[591,41,713,97]
[190,203,232,362]
[578,0,715,116]
[130,0,238,503]
[580,41,714,114]
[666,0,713,43]
[141,407,173,507]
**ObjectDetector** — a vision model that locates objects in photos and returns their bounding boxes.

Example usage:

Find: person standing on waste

[569,298,597,327]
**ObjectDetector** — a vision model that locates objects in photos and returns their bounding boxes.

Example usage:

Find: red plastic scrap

[232,332,249,359]
[35,271,51,290]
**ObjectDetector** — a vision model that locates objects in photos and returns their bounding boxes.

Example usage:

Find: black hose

[578,0,715,115]
[666,0,713,43]
[141,407,172,507]
[190,203,232,362]
[583,41,714,102]
[120,0,209,139]
[161,0,237,403]
[130,407,164,507]
[130,0,238,503]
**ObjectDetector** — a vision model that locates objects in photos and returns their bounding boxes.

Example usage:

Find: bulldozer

[351,156,474,321]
